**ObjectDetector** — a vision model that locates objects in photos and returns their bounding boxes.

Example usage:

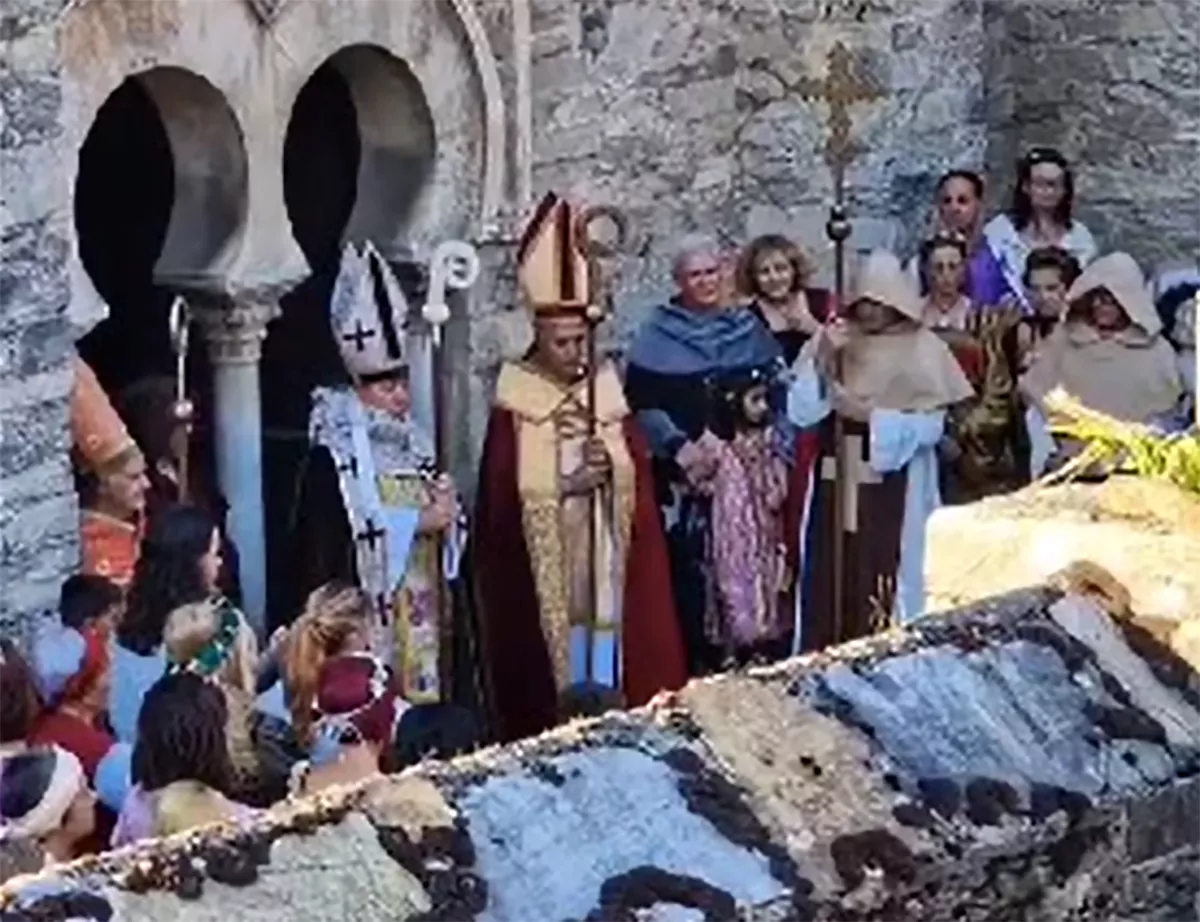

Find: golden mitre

[517,192,591,314]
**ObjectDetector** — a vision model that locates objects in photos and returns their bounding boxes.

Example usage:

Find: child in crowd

[708,368,790,661]
[164,597,300,806]
[1018,246,1081,371]
[58,574,123,636]
[114,673,256,845]
[0,747,97,867]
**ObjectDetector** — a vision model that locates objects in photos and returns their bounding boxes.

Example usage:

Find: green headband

[167,597,240,679]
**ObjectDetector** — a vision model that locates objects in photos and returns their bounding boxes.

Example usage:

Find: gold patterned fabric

[933,308,1027,503]
[493,361,637,689]
[379,474,447,704]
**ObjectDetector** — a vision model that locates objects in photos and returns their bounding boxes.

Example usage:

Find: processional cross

[795,41,888,644]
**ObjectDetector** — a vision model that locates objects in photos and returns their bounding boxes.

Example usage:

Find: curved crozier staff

[167,295,194,502]
[422,240,482,469]
[421,240,481,696]
[572,204,630,684]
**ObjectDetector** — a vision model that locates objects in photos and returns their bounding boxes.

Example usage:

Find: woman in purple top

[909,170,1012,308]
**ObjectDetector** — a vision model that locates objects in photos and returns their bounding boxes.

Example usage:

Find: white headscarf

[0,747,85,841]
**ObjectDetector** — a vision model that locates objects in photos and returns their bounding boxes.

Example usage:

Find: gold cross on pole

[793,42,887,648]
[794,42,887,199]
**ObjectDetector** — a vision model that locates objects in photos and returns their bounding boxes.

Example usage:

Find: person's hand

[831,383,870,423]
[582,437,611,478]
[266,625,289,658]
[676,437,718,489]
[418,475,458,534]
[822,318,853,353]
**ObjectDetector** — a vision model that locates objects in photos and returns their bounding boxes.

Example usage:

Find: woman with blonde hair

[738,234,833,365]
[164,597,301,805]
[283,581,375,748]
[284,582,480,787]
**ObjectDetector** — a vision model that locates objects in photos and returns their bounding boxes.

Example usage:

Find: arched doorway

[265,45,436,625]
[73,65,249,586]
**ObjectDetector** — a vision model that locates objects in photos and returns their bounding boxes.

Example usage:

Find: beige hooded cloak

[801,250,974,412]
[1022,252,1182,423]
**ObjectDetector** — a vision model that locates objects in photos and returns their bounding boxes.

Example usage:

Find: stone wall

[0,0,82,644]
[525,0,990,348]
[1,0,1196,639]
[983,0,1200,272]
[2,588,1198,920]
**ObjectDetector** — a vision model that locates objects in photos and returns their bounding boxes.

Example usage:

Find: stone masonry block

[0,314,75,381]
[0,70,62,149]
[0,217,70,335]
[1128,775,1200,865]
[0,393,70,479]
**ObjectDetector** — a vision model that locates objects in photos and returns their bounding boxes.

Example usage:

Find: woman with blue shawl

[624,235,801,674]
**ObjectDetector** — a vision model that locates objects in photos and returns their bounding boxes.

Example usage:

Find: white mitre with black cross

[330,240,411,382]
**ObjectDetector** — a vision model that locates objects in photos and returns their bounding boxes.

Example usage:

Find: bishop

[290,241,463,705]
[473,192,687,741]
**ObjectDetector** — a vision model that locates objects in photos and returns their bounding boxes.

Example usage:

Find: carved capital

[192,297,280,365]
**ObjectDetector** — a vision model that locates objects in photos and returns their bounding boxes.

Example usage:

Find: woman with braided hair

[113,672,257,845]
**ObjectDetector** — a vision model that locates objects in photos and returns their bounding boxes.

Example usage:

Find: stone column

[193,297,278,635]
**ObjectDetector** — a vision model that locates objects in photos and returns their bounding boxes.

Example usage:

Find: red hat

[314,655,400,748]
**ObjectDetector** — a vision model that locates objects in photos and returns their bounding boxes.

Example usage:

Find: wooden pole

[583,311,601,683]
[826,200,850,644]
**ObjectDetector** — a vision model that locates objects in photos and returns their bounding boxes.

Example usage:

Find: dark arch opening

[74,77,178,388]
[73,69,248,570]
[263,60,362,626]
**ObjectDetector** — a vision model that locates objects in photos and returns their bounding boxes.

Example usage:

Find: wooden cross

[794,42,887,196]
[356,517,386,553]
[820,433,881,533]
[341,320,377,352]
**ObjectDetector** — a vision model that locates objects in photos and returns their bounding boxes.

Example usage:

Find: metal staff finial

[168,294,194,501]
[424,241,481,345]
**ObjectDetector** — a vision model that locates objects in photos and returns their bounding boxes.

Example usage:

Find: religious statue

[290,241,466,706]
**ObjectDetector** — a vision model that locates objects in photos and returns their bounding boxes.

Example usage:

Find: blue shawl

[626,300,782,375]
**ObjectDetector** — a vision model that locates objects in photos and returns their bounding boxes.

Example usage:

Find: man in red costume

[473,192,686,742]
